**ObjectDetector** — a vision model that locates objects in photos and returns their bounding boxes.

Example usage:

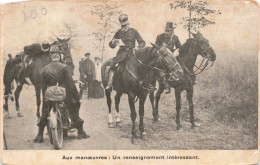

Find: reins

[125,48,167,92]
[178,40,214,76]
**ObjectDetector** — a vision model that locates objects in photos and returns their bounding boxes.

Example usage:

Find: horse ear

[66,37,71,42]
[191,32,196,38]
[150,42,161,50]
[57,37,62,42]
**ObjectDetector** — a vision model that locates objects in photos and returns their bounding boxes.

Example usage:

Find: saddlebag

[45,85,66,101]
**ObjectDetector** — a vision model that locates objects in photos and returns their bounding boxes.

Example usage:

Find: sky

[1,0,259,78]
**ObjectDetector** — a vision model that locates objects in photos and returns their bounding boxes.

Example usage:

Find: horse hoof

[153,117,158,123]
[3,105,8,111]
[108,123,114,128]
[4,113,12,119]
[140,132,147,139]
[116,121,122,127]
[17,112,23,117]
[176,125,182,130]
[191,124,196,129]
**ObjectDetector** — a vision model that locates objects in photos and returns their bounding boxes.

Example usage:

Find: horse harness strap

[126,63,155,93]
[133,49,167,74]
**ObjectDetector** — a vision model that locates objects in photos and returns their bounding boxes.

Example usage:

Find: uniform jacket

[109,28,146,63]
[41,61,80,102]
[155,33,181,53]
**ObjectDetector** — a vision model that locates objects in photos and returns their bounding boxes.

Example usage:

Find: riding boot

[163,77,171,94]
[77,123,90,139]
[105,70,115,91]
[33,126,44,143]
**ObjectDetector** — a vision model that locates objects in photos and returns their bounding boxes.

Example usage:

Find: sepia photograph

[0,0,259,164]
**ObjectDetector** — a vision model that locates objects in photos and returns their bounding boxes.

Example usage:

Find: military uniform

[105,14,146,90]
[109,28,146,63]
[39,61,84,129]
[34,45,88,143]
[155,33,181,53]
[155,22,182,94]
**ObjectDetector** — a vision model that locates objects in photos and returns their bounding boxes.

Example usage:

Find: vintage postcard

[0,0,259,164]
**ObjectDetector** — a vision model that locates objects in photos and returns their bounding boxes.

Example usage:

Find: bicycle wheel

[51,104,63,150]
[47,121,53,145]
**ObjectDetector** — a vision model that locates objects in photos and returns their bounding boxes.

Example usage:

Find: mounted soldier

[155,22,182,94]
[105,14,146,91]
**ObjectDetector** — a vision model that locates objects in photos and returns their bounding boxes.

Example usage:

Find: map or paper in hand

[118,39,125,46]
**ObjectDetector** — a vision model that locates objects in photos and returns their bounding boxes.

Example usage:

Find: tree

[88,3,123,61]
[170,1,221,38]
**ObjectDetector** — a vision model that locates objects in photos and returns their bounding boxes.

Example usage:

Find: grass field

[111,52,258,150]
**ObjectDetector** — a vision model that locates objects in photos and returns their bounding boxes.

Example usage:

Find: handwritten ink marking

[31,9,37,19]
[41,8,47,15]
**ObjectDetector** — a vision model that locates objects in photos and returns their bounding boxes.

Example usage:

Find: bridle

[179,39,214,76]
[125,47,175,92]
[51,41,72,64]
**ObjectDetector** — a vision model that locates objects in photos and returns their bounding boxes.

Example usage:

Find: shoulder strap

[166,33,174,46]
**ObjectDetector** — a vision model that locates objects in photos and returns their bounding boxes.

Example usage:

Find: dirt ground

[3,84,257,150]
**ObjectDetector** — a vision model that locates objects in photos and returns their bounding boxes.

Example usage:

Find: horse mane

[179,38,196,57]
[135,47,155,63]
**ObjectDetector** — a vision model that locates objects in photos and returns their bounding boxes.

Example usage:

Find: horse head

[151,43,183,81]
[51,37,73,65]
[191,32,216,61]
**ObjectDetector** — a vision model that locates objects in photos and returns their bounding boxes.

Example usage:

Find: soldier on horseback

[105,14,146,91]
[155,22,182,94]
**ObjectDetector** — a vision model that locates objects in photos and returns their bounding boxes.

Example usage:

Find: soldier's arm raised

[109,30,120,49]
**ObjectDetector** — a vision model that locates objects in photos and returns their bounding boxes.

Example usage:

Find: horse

[101,45,183,140]
[150,32,216,130]
[3,37,73,119]
[3,56,22,117]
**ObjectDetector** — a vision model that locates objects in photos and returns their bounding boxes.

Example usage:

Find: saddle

[21,53,33,68]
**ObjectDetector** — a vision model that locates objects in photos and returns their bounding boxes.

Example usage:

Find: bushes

[196,53,257,136]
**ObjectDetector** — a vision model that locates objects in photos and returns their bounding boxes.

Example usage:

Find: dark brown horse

[3,38,73,119]
[150,32,216,130]
[101,45,183,140]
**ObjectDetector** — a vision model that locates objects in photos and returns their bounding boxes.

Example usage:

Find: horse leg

[3,97,11,118]
[35,85,41,120]
[139,94,147,139]
[149,91,155,116]
[186,86,196,129]
[14,84,23,117]
[154,82,164,122]
[149,81,156,120]
[128,92,137,141]
[105,90,114,128]
[115,92,123,127]
[175,89,182,130]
